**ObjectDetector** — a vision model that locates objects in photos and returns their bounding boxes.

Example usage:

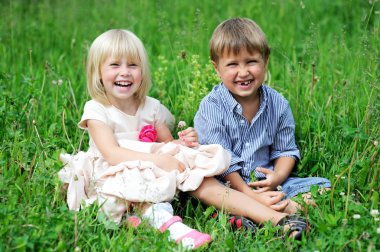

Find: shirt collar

[219,83,267,113]
[219,83,239,112]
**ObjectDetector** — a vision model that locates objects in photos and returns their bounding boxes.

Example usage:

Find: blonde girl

[59,29,232,249]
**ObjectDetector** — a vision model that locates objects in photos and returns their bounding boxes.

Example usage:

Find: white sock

[143,202,193,241]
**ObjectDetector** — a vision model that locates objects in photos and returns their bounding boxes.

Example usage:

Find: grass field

[1,0,380,251]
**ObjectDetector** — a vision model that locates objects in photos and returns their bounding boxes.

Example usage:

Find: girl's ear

[265,57,270,69]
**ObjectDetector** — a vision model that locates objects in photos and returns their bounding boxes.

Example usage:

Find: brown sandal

[277,214,307,240]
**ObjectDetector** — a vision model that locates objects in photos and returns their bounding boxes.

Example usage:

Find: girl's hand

[248,168,282,192]
[178,127,198,147]
[154,154,186,173]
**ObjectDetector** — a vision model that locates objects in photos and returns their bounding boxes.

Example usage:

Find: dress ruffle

[59,141,230,223]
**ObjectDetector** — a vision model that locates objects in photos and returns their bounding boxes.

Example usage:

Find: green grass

[1,0,379,251]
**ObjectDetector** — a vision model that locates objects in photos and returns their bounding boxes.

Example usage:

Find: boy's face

[213,48,267,103]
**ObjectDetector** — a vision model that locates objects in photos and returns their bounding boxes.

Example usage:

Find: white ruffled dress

[59,97,230,223]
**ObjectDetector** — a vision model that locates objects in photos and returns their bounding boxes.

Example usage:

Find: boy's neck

[234,89,261,123]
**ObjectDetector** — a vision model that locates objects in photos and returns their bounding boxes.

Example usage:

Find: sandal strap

[176,230,212,249]
[229,216,257,232]
[159,216,182,233]
[277,214,307,240]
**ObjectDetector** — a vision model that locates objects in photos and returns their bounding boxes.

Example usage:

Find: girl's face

[213,48,267,104]
[100,56,142,108]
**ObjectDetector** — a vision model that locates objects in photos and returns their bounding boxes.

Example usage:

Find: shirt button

[237,105,241,109]
[245,142,250,146]
[240,119,245,124]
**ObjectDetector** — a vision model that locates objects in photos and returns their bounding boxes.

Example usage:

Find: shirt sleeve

[270,102,300,161]
[78,100,109,129]
[194,98,244,179]
[153,100,175,132]
[158,103,175,131]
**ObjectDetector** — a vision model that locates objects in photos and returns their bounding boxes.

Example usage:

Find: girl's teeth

[115,81,131,86]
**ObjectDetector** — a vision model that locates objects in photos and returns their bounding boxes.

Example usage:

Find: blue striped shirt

[194,83,300,183]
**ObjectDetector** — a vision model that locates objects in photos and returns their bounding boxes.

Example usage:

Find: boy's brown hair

[209,18,270,63]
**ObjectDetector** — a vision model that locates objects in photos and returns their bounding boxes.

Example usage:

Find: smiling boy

[194,18,330,213]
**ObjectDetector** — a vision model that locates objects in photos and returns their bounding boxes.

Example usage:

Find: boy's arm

[249,102,299,191]
[249,156,295,191]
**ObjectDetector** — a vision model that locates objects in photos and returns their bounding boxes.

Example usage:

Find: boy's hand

[248,167,282,192]
[178,127,199,147]
[247,190,289,212]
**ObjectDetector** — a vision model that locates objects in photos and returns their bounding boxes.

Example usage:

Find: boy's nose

[238,67,249,77]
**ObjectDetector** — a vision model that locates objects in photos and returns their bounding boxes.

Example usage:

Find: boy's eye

[226,62,237,67]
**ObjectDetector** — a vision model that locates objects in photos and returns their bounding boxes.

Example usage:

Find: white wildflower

[362,232,370,239]
[374,140,378,146]
[371,209,379,217]
[177,121,186,129]
[353,214,361,219]
[375,217,379,222]
[58,79,63,85]
[340,192,345,196]
[377,227,380,234]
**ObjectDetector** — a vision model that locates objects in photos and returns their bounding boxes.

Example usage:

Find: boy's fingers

[252,187,269,193]
[270,200,288,211]
[248,180,269,187]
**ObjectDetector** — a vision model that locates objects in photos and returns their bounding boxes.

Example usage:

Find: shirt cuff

[270,150,300,162]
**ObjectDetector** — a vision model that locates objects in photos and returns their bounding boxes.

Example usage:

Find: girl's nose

[120,66,131,76]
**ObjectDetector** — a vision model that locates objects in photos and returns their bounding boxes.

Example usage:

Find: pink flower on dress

[139,125,157,142]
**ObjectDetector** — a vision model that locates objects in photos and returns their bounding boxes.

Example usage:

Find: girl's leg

[190,177,287,225]
[141,202,211,249]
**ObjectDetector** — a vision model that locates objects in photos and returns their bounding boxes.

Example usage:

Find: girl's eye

[248,60,257,64]
[110,63,119,66]
[128,63,138,67]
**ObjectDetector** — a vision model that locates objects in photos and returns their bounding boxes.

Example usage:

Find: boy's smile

[213,49,267,104]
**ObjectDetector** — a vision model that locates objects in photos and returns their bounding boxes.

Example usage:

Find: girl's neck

[108,96,139,116]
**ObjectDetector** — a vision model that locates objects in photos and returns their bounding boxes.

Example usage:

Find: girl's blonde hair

[209,18,270,64]
[86,29,151,105]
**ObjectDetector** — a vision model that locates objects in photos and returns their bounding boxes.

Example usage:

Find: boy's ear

[211,61,221,77]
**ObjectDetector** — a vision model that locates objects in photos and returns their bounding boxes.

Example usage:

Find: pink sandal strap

[126,216,141,228]
[176,230,212,249]
[159,216,182,232]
